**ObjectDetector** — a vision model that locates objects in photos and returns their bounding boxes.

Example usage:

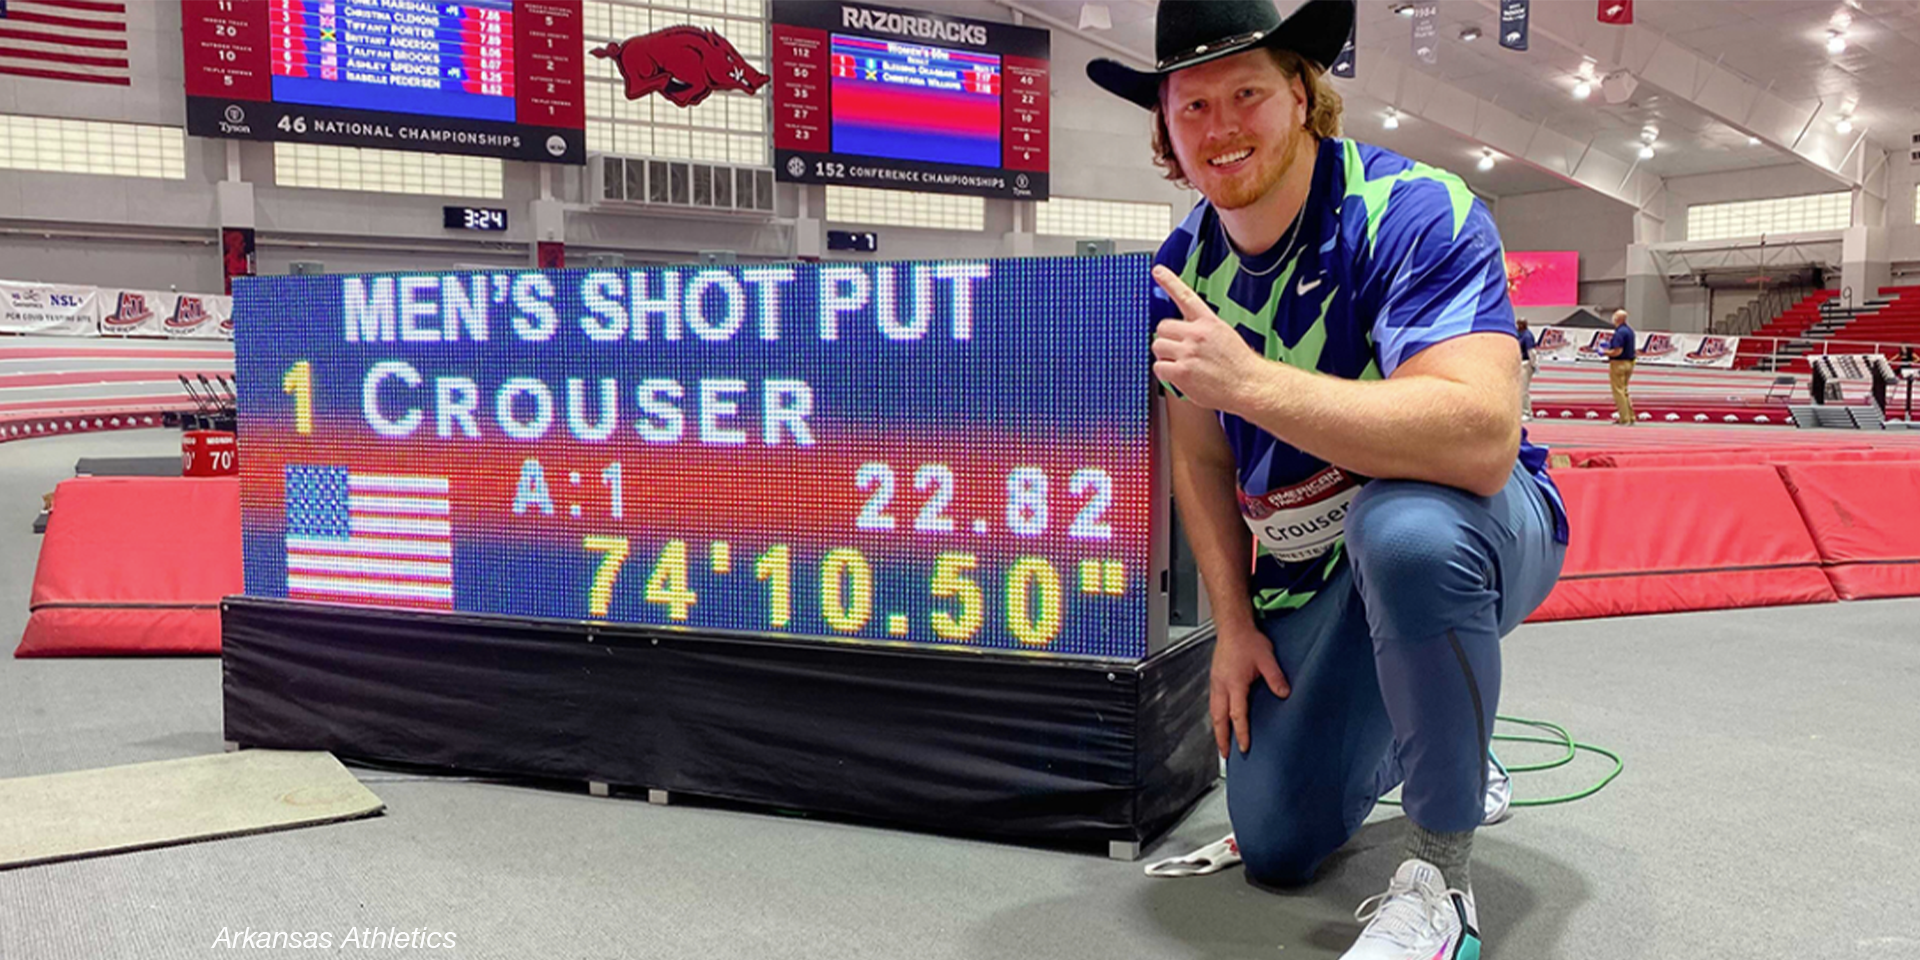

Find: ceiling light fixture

[1392,3,1417,17]
[1459,26,1482,42]
[1747,136,1762,146]
[1638,143,1656,160]
[1827,31,1847,54]
[1836,116,1854,134]
[1573,80,1592,100]
[1384,108,1400,130]
[1477,149,1496,172]
[1640,125,1660,143]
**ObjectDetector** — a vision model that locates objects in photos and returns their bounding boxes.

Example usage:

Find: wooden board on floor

[0,750,382,870]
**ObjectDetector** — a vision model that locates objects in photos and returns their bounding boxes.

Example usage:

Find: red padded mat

[1778,462,1920,601]
[1528,465,1837,621]
[16,477,239,656]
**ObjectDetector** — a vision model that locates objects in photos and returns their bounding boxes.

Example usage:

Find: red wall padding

[1528,465,1837,621]
[1562,446,1908,469]
[1778,462,1920,600]
[16,477,240,657]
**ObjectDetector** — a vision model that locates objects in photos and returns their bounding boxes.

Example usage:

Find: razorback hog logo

[167,296,210,332]
[105,292,152,330]
[592,27,768,108]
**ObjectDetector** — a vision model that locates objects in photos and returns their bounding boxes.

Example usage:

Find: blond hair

[1149,47,1344,187]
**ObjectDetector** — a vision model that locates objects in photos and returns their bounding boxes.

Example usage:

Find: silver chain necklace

[1235,200,1308,278]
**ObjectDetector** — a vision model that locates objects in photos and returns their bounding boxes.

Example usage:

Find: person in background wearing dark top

[1517,320,1538,421]
[1605,309,1636,425]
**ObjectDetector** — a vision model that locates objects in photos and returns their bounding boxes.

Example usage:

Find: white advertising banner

[1533,326,1740,369]
[0,281,103,336]
[97,289,170,337]
[88,288,234,339]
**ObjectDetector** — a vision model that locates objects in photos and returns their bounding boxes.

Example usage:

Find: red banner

[1598,0,1633,25]
[1504,251,1579,306]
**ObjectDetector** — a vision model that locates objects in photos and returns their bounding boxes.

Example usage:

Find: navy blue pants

[1226,461,1565,887]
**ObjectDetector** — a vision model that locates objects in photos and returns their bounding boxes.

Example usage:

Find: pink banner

[1504,251,1579,306]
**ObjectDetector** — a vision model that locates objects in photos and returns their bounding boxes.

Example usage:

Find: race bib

[1238,466,1363,564]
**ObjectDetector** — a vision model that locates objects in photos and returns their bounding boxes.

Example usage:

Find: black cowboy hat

[1087,0,1355,109]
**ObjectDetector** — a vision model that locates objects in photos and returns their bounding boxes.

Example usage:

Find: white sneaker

[1482,751,1513,826]
[1340,859,1481,960]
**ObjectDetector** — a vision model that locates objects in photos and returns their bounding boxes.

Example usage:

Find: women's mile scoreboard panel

[183,0,586,163]
[234,257,1158,659]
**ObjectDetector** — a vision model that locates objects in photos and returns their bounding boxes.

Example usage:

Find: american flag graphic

[0,0,130,87]
[284,466,454,610]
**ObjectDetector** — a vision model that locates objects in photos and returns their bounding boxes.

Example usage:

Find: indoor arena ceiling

[1007,0,1917,199]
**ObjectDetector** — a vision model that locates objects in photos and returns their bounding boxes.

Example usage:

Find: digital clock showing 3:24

[444,206,509,232]
[234,257,1155,659]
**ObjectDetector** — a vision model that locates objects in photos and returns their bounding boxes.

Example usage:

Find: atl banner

[99,290,233,339]
[1531,326,1739,369]
[1500,0,1529,51]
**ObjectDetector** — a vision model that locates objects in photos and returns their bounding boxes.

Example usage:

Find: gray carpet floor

[4,430,1919,959]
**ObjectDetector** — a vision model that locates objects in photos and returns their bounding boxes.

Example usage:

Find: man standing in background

[1605,309,1636,425]
[1517,319,1538,421]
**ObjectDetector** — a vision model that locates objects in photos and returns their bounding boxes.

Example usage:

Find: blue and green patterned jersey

[1152,136,1569,614]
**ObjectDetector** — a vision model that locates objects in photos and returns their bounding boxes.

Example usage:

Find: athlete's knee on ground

[1234,811,1346,887]
[1229,775,1358,887]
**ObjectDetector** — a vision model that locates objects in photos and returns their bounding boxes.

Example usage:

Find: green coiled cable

[1378,713,1622,808]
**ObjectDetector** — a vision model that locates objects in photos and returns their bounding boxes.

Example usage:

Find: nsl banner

[0,281,102,336]
[1532,326,1741,369]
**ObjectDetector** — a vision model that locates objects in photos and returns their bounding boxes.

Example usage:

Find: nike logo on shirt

[1297,277,1324,295]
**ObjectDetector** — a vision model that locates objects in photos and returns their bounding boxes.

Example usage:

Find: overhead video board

[771,0,1049,200]
[234,258,1156,659]
[183,0,586,163]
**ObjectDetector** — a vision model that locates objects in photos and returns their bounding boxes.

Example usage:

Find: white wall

[1492,163,1870,329]
[0,1,1188,290]
[1667,283,1710,334]
[1883,146,1920,274]
[1661,163,1847,244]
[1493,188,1634,288]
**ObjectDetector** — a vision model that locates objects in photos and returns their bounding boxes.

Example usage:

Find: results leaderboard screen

[828,35,1001,168]
[269,0,519,121]
[772,0,1048,201]
[183,0,585,163]
[235,258,1156,660]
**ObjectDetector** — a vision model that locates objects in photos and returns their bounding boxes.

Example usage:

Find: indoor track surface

[5,431,1919,960]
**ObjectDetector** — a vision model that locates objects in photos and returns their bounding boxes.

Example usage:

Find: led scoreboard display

[235,258,1154,659]
[772,1,1049,200]
[183,0,586,164]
